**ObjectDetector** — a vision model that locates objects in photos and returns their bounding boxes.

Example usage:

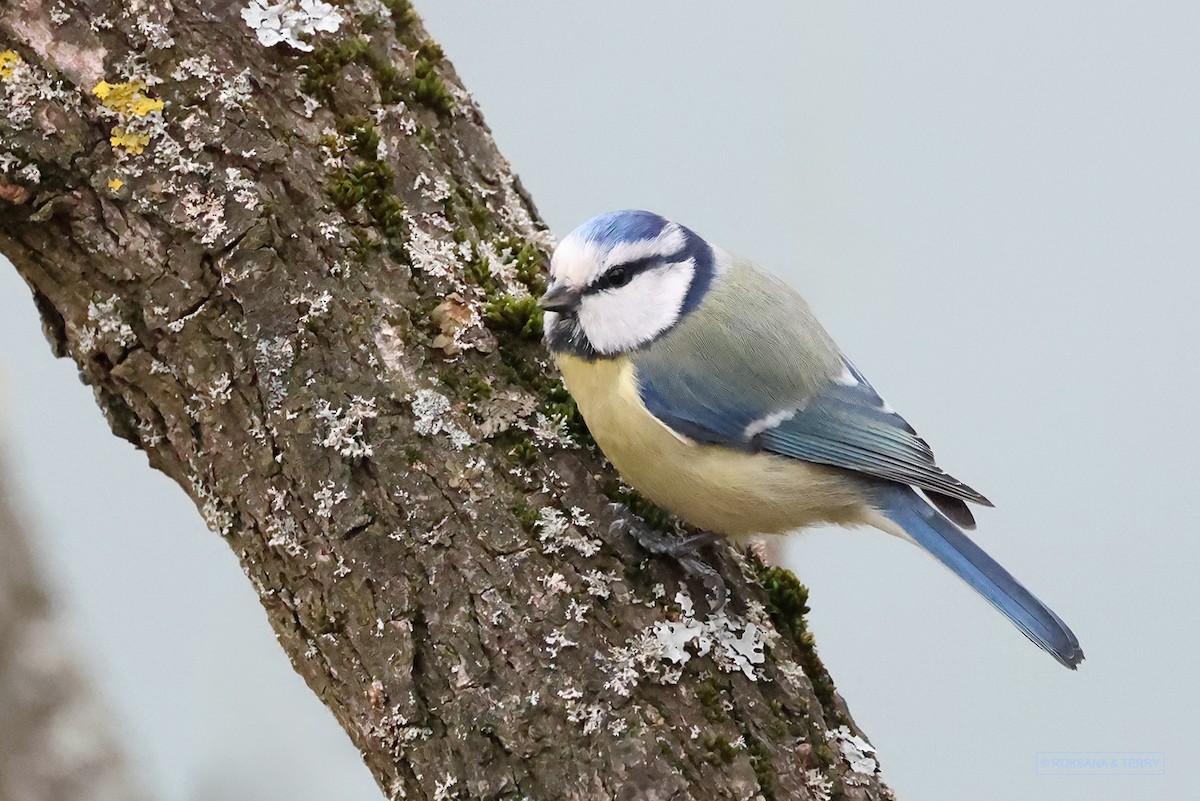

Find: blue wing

[635,352,991,519]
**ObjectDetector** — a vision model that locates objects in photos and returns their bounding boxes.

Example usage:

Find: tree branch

[0,1,893,798]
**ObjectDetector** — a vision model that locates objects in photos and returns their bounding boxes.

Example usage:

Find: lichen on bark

[0,1,894,799]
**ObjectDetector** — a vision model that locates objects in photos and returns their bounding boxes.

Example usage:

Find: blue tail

[876,486,1084,669]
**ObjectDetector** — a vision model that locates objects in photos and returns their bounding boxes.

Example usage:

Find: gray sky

[2,2,1198,800]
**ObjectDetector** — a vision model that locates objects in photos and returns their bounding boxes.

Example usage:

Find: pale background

[2,2,1197,799]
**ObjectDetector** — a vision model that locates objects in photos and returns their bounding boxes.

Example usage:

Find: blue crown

[572,209,671,249]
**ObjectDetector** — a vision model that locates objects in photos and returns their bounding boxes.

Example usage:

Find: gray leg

[609,505,728,613]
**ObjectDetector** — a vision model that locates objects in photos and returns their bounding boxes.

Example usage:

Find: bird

[538,209,1084,669]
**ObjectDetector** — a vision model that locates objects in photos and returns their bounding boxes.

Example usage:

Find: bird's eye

[605,266,634,288]
[595,262,644,292]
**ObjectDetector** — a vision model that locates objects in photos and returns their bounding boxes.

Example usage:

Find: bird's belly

[556,355,866,538]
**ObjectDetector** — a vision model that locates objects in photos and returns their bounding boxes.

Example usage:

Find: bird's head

[540,210,716,359]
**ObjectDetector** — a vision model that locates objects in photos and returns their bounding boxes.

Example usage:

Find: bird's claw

[609,505,728,613]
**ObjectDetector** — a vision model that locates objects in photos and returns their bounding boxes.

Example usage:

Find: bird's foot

[609,504,728,613]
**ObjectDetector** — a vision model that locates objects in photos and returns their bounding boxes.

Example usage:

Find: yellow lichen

[110,128,150,154]
[92,79,163,116]
[108,178,124,191]
[0,50,20,80]
[131,96,164,115]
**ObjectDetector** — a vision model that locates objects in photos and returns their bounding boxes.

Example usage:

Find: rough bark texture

[0,447,149,801]
[0,2,894,799]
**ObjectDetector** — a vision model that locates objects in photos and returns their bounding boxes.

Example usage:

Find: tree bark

[0,445,149,801]
[0,2,894,799]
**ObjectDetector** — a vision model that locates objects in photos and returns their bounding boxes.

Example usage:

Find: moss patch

[483,294,542,340]
[406,42,454,119]
[754,559,839,716]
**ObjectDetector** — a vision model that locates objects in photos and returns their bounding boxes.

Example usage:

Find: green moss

[407,42,455,118]
[509,500,538,534]
[463,192,492,235]
[302,36,405,107]
[510,240,549,296]
[483,294,543,340]
[348,229,382,261]
[379,0,417,33]
[509,438,538,468]
[329,160,389,208]
[464,245,499,294]
[765,699,789,740]
[745,736,777,800]
[414,124,436,148]
[459,236,590,444]
[328,161,407,241]
[754,559,839,715]
[443,180,494,238]
[301,37,371,104]
[695,675,727,724]
[702,735,737,766]
[439,368,493,405]
[338,117,381,160]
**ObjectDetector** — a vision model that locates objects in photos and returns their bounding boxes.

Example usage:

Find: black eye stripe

[584,250,687,294]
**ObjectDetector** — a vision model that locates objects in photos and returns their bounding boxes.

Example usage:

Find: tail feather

[876,485,1084,669]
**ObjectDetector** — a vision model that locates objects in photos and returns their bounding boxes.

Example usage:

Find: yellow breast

[555,354,867,538]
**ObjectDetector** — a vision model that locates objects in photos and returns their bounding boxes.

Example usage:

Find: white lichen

[413,171,451,203]
[79,295,136,353]
[216,69,254,110]
[776,659,810,690]
[314,480,347,519]
[803,769,835,801]
[535,506,601,557]
[241,0,343,52]
[315,396,377,458]
[404,214,474,280]
[224,166,261,211]
[179,183,227,245]
[253,335,296,410]
[528,411,576,449]
[167,300,209,333]
[565,599,591,624]
[543,630,577,659]
[130,3,175,48]
[191,476,234,536]
[539,572,569,595]
[432,774,457,801]
[581,570,614,599]
[829,725,879,776]
[603,591,766,697]
[475,389,538,438]
[0,51,77,129]
[294,289,333,322]
[410,388,473,450]
[206,373,233,404]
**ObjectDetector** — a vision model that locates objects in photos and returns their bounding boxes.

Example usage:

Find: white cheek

[577,262,694,354]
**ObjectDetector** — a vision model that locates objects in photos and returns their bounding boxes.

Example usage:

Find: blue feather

[873,484,1084,669]
[636,352,990,507]
[577,209,670,246]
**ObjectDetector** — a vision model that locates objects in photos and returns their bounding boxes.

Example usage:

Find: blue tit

[539,209,1083,669]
